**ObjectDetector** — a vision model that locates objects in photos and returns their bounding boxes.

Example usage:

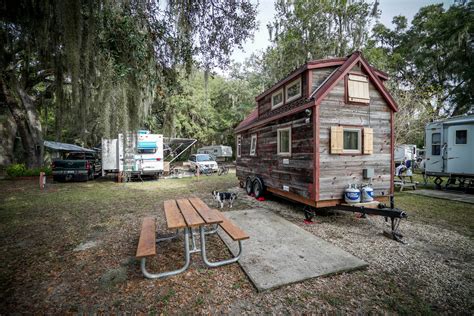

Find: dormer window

[346,74,370,104]
[286,77,302,103]
[271,89,284,109]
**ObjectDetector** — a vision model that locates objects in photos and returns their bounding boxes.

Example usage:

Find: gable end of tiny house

[235,51,398,208]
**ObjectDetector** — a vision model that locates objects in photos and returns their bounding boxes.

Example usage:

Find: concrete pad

[407,189,474,204]
[218,209,367,291]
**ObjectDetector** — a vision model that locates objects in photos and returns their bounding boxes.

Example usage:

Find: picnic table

[394,175,418,192]
[136,197,249,279]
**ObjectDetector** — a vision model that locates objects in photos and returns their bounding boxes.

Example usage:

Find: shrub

[6,164,52,177]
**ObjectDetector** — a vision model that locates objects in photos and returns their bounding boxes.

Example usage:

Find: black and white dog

[212,191,238,208]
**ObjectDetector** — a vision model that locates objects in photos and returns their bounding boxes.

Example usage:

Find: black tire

[245,177,253,195]
[253,178,265,198]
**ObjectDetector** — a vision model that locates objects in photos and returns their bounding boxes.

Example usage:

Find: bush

[6,164,52,178]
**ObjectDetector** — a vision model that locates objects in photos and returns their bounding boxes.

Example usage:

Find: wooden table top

[164,197,223,229]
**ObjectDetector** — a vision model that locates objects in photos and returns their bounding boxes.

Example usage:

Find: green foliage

[6,164,52,178]
[261,0,376,85]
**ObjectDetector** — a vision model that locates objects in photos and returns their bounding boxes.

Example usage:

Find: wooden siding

[318,66,392,201]
[236,110,314,198]
[311,67,337,93]
[258,74,309,117]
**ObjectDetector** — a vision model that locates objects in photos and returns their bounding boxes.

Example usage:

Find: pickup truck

[52,152,102,182]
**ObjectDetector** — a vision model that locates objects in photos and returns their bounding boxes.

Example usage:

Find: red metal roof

[235,108,258,131]
[235,51,398,133]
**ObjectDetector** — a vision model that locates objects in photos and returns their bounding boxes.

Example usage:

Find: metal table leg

[199,226,242,268]
[141,227,191,279]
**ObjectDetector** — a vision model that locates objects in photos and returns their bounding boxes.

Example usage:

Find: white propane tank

[361,184,374,202]
[344,184,361,204]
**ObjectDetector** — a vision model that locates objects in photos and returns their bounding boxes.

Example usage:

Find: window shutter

[363,128,373,154]
[331,126,343,154]
[348,74,370,104]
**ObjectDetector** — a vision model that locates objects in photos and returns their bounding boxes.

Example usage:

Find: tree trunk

[0,77,44,168]
[0,107,17,167]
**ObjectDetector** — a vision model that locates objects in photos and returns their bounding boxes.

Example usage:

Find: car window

[196,154,214,162]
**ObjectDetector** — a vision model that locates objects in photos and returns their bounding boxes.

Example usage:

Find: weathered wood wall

[318,65,392,201]
[236,110,314,199]
[311,67,337,92]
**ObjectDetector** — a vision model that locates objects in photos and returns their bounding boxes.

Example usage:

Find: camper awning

[44,140,95,153]
[137,141,157,149]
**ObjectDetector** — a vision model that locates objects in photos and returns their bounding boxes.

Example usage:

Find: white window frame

[237,135,242,158]
[342,128,362,154]
[250,134,257,156]
[271,88,284,109]
[277,127,292,156]
[455,129,467,145]
[285,77,302,103]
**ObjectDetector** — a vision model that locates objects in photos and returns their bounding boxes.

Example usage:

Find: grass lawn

[0,174,473,314]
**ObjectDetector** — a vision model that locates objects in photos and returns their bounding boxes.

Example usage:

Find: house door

[446,125,474,175]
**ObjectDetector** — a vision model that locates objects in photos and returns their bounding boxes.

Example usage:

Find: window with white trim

[277,127,291,156]
[271,89,284,109]
[455,130,467,144]
[347,74,370,104]
[342,128,362,154]
[237,135,242,158]
[286,77,302,103]
[250,134,257,156]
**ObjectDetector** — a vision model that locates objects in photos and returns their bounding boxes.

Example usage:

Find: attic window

[286,77,302,103]
[347,74,370,104]
[271,89,284,109]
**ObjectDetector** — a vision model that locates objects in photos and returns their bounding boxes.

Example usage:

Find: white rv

[102,130,163,177]
[424,114,474,188]
[394,144,417,166]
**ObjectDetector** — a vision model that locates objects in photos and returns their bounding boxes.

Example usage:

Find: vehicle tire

[245,177,253,195]
[218,168,223,176]
[253,178,265,198]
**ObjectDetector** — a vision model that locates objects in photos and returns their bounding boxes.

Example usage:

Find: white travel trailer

[394,144,417,166]
[102,130,164,178]
[197,145,233,161]
[424,114,474,189]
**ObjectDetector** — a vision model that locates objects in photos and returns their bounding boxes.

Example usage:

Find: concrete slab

[218,209,367,291]
[407,189,474,204]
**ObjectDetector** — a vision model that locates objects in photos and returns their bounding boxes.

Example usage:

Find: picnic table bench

[136,197,249,279]
[394,175,418,192]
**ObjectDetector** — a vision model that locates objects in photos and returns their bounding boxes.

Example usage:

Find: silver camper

[197,145,233,161]
[424,114,474,188]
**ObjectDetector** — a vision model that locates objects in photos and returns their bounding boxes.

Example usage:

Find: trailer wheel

[245,177,254,195]
[253,178,265,198]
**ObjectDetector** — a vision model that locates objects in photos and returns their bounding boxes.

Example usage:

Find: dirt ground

[0,174,473,314]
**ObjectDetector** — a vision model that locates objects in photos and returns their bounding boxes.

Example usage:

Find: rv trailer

[424,114,474,189]
[102,130,164,179]
[197,145,233,161]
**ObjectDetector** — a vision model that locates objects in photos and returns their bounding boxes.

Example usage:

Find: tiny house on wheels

[235,51,399,212]
[424,114,474,189]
